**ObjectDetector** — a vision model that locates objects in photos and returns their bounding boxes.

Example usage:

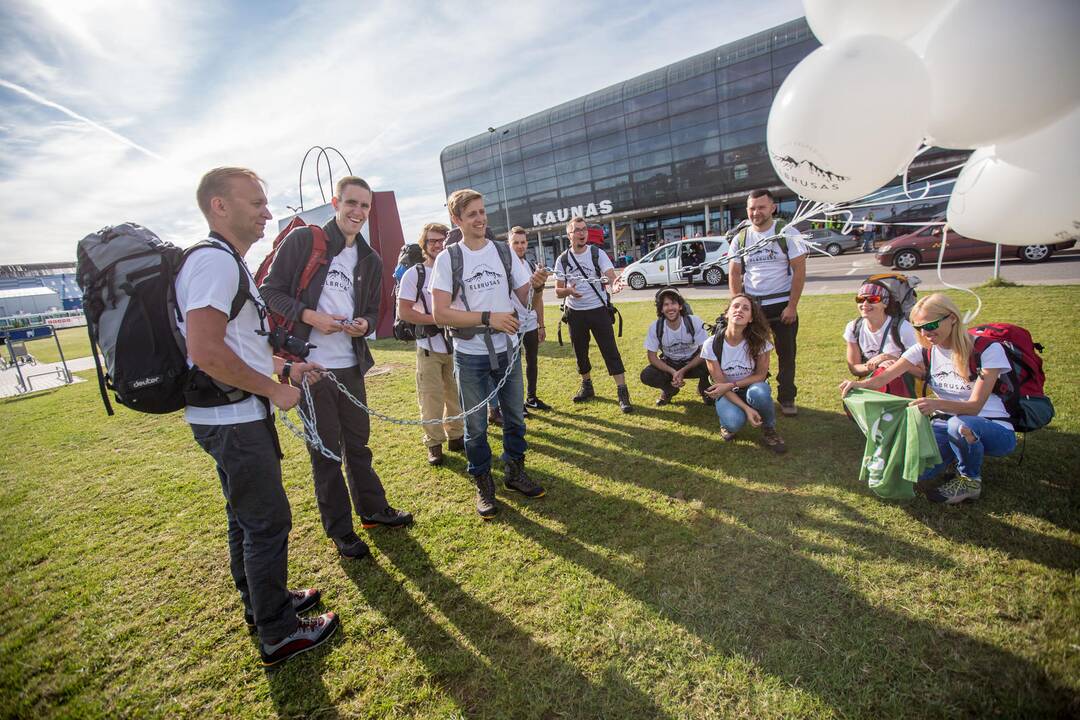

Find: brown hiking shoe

[427,444,443,466]
[762,426,787,454]
[720,427,736,442]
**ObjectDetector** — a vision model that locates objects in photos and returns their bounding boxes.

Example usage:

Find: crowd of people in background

[178,170,1020,666]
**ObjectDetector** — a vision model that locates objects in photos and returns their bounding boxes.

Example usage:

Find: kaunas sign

[532,199,613,227]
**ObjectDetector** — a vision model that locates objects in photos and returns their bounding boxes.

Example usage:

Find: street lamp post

[487,127,512,236]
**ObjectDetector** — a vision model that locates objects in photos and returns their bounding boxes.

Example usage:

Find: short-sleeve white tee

[431,240,531,356]
[901,342,1013,427]
[398,262,449,354]
[843,317,918,359]
[556,245,614,311]
[175,239,273,425]
[510,256,539,334]
[700,335,774,382]
[644,314,708,362]
[307,243,357,369]
[730,221,805,305]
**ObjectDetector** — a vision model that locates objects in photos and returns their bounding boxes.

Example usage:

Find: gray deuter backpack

[76,223,250,415]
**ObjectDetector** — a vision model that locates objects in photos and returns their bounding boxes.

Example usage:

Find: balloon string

[934,223,983,324]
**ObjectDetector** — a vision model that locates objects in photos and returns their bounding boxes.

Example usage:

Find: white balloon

[804,0,953,45]
[922,0,1080,149]
[767,35,930,203]
[946,111,1080,246]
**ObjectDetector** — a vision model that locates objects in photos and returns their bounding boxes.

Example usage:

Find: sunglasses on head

[913,315,950,332]
[855,295,883,304]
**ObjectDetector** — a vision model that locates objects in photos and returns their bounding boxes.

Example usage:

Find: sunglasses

[855,295,883,304]
[913,315,950,332]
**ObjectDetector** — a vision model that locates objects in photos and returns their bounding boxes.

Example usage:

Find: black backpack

[76,223,253,415]
[397,242,424,270]
[393,264,430,342]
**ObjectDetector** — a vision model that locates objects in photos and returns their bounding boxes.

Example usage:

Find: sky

[0,0,803,265]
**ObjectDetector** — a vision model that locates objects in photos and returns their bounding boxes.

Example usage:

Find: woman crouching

[840,293,1016,504]
[701,294,786,454]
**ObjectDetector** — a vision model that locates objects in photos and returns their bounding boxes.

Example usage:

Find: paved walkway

[0,356,97,399]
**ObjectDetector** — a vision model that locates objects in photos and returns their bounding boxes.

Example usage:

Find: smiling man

[261,176,412,559]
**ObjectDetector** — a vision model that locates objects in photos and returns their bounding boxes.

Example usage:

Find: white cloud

[0,0,804,265]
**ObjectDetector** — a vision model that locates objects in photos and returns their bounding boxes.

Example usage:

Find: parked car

[876,224,1076,270]
[620,237,731,289]
[800,227,861,256]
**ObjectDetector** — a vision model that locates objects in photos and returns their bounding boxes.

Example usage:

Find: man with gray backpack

[431,189,549,519]
[727,189,807,417]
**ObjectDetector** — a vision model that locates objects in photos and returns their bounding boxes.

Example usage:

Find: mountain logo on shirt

[465,265,504,293]
[325,268,352,294]
[930,368,971,394]
[724,361,754,377]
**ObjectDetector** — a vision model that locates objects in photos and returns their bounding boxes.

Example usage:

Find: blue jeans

[454,349,526,476]
[714,381,776,432]
[920,415,1017,480]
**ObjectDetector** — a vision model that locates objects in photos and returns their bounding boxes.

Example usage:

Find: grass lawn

[13,326,93,366]
[1,286,1078,719]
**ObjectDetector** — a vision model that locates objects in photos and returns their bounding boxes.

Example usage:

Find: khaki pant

[416,346,464,447]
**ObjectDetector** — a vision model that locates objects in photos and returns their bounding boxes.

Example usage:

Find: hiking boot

[361,505,413,529]
[655,392,672,407]
[260,612,340,667]
[332,532,371,559]
[525,396,551,411]
[427,444,444,466]
[474,472,498,519]
[926,475,982,504]
[448,437,465,452]
[617,384,633,414]
[762,426,787,454]
[572,379,595,403]
[245,588,321,630]
[488,406,503,427]
[779,402,798,417]
[720,427,736,442]
[503,457,545,498]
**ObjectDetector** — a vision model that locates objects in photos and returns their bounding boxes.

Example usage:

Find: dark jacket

[259,219,382,374]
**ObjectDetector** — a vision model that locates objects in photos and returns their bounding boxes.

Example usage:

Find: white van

[620,237,731,290]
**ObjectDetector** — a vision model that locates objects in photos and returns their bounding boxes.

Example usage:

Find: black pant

[762,301,798,405]
[523,327,539,399]
[566,306,625,377]
[190,419,296,644]
[640,357,710,397]
[303,365,389,538]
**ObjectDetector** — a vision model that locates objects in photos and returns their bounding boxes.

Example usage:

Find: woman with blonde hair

[840,293,1016,503]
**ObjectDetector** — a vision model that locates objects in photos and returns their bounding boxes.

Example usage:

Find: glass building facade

[440,17,961,265]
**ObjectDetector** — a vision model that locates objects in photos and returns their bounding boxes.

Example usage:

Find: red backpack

[968,323,1054,432]
[253,216,329,361]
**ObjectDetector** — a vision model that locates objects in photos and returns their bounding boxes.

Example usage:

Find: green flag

[843,389,942,500]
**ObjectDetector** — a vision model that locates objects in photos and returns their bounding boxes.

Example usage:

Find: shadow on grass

[261,631,341,720]
[348,533,672,720]
[495,472,1077,717]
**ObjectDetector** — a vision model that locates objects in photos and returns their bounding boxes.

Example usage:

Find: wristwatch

[481,311,491,326]
[281,361,293,381]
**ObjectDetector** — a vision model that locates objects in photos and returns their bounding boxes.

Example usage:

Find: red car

[876,224,1075,270]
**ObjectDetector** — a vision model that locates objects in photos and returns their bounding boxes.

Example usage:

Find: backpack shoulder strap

[654,317,664,349]
[711,331,724,364]
[732,229,747,271]
[448,243,468,309]
[590,245,602,277]
[493,240,515,296]
[683,314,695,337]
[774,220,791,276]
[888,316,905,353]
[183,239,250,321]
[415,264,430,314]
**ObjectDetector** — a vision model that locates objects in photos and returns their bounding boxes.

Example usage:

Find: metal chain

[278,288,535,462]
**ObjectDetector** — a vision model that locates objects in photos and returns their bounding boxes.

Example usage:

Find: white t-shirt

[730,221,806,305]
[843,317,918,359]
[307,243,358,369]
[556,245,614,311]
[398,262,449,354]
[175,238,272,425]
[431,240,531,356]
[700,334,774,383]
[644,314,708,363]
[901,342,1013,428]
[511,256,539,334]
